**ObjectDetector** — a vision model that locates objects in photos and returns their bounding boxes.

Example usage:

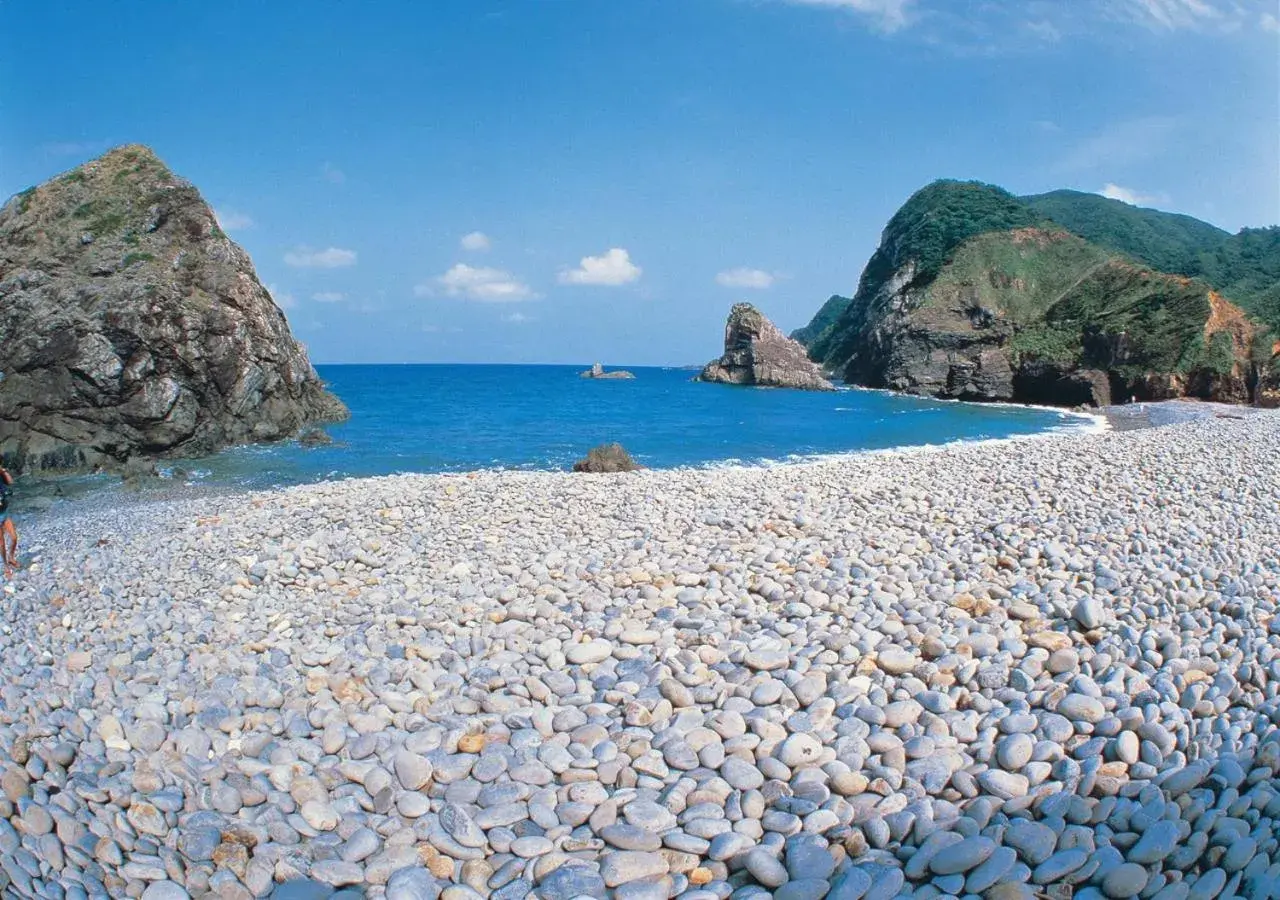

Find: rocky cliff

[0,145,347,473]
[699,303,834,391]
[797,180,1279,407]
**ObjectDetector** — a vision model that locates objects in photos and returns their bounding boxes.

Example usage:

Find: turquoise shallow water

[21,364,1092,506]
[187,364,1087,485]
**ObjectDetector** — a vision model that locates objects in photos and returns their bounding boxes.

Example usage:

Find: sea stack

[580,362,636,379]
[699,302,834,390]
[0,144,348,473]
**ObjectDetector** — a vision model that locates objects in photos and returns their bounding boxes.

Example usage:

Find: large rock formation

[699,303,834,391]
[797,180,1280,407]
[0,144,347,473]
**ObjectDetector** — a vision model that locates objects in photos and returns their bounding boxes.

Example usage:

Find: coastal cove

[19,365,1092,504]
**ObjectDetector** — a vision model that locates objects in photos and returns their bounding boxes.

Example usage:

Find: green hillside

[868,180,1040,287]
[790,294,852,351]
[1022,190,1228,274]
[917,229,1245,378]
[1023,190,1280,329]
[794,178,1278,407]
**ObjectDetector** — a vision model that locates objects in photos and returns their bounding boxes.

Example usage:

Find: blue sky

[3,0,1277,365]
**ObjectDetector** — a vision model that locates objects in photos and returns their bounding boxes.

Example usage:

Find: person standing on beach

[0,466,16,577]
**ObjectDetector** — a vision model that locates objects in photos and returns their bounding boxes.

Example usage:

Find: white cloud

[215,209,254,231]
[778,0,914,32]
[1262,12,1280,33]
[769,0,1260,45]
[266,284,296,310]
[1054,115,1181,173]
[311,291,345,303]
[421,263,536,301]
[284,247,358,268]
[558,248,642,286]
[461,231,491,251]
[1124,0,1221,30]
[1100,183,1167,206]
[503,312,533,324]
[716,268,777,289]
[321,162,346,184]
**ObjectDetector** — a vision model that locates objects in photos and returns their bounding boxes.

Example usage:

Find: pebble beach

[2,412,1279,900]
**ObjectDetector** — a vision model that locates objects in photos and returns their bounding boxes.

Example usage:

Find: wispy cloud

[215,209,254,231]
[1100,183,1169,207]
[284,247,358,268]
[716,267,777,289]
[1121,0,1223,30]
[503,312,534,324]
[460,231,491,251]
[775,0,914,32]
[266,284,296,310]
[421,263,536,301]
[311,291,345,303]
[769,0,1263,45]
[1054,115,1181,173]
[558,248,643,286]
[321,162,346,184]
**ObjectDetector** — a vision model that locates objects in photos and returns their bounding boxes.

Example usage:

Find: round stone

[929,836,997,875]
[1102,863,1149,898]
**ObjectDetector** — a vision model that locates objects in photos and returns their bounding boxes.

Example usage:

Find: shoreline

[13,392,1113,525]
[3,412,1278,897]
[11,395,1255,547]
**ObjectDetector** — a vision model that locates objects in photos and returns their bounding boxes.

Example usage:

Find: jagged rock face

[0,145,347,473]
[700,303,834,391]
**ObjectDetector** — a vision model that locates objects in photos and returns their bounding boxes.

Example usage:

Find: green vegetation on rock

[121,251,156,268]
[790,294,852,349]
[797,178,1278,406]
[1023,190,1280,330]
[874,180,1041,287]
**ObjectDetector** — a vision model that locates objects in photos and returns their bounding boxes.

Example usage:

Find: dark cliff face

[803,181,1280,408]
[0,145,348,473]
[699,303,834,391]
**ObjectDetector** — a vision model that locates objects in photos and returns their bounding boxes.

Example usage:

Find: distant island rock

[580,362,635,379]
[0,144,348,473]
[794,180,1280,407]
[699,303,834,391]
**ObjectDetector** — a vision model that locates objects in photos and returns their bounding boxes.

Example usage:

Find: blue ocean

[25,365,1092,506]
[182,365,1087,486]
